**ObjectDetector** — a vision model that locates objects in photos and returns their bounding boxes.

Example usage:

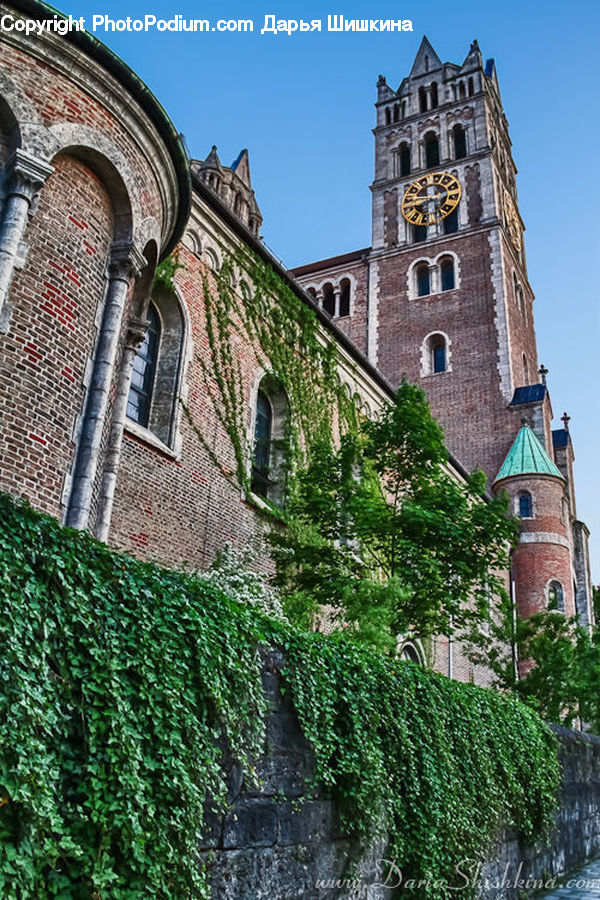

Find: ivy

[185,248,357,505]
[153,252,184,294]
[0,494,559,898]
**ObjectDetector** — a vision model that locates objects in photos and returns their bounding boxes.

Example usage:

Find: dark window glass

[440,259,455,291]
[453,126,467,159]
[425,133,440,168]
[417,265,430,296]
[548,580,564,612]
[519,491,533,518]
[413,224,427,243]
[468,77,474,97]
[385,107,391,125]
[323,285,335,317]
[127,303,160,428]
[251,390,272,497]
[443,208,458,234]
[433,340,446,373]
[430,82,438,108]
[393,104,400,122]
[419,86,427,112]
[339,281,351,317]
[399,144,411,176]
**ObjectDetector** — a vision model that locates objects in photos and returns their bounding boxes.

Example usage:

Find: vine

[0,494,560,899]
[185,248,357,507]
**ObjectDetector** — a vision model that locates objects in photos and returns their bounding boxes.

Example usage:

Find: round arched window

[547,580,565,613]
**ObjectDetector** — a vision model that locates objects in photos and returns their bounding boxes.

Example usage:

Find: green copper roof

[494,425,563,483]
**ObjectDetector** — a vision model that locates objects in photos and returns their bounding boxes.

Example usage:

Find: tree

[465,588,600,730]
[270,381,518,652]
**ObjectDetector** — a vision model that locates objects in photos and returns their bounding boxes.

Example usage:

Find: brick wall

[0,155,113,517]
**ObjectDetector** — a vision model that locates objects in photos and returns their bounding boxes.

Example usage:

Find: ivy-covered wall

[0,493,561,899]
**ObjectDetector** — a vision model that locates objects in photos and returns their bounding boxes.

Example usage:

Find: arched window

[385,107,391,125]
[424,132,440,168]
[127,302,160,429]
[522,354,530,385]
[548,580,565,613]
[459,82,466,100]
[416,264,430,296]
[339,279,351,317]
[400,643,423,665]
[413,224,427,243]
[251,376,289,507]
[233,192,242,216]
[397,143,411,177]
[440,257,455,291]
[430,82,438,108]
[518,491,533,518]
[419,86,427,113]
[422,333,450,376]
[393,104,400,123]
[306,286,317,300]
[252,390,273,499]
[468,77,474,97]
[322,284,335,317]
[127,290,185,446]
[452,125,467,160]
[443,208,459,234]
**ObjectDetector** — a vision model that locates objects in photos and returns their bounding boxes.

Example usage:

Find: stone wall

[480,726,600,899]
[202,650,600,900]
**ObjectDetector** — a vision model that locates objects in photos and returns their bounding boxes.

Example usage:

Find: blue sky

[63,0,600,578]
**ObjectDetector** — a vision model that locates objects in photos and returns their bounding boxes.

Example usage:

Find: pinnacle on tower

[409,36,442,77]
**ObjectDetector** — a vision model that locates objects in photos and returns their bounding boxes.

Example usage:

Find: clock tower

[369,35,542,482]
[292,37,594,629]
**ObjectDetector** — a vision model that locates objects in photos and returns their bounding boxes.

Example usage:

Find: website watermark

[0,13,414,37]
[314,858,600,898]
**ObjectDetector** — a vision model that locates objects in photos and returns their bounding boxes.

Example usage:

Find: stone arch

[45,123,152,247]
[49,143,133,245]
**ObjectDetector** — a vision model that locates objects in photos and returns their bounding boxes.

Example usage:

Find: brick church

[0,0,594,684]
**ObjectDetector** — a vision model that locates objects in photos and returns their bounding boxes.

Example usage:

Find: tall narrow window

[453,125,467,159]
[401,100,407,119]
[339,279,351,317]
[459,82,466,99]
[127,302,160,428]
[252,390,273,499]
[432,338,447,373]
[468,77,474,97]
[424,132,440,168]
[398,143,411,176]
[548,580,565,613]
[416,264,430,296]
[430,82,438,108]
[443,208,458,234]
[519,491,533,518]
[419,86,427,113]
[413,224,427,243]
[385,107,391,126]
[251,377,289,507]
[523,354,530,385]
[440,258,455,291]
[322,284,335,317]
[393,104,400,122]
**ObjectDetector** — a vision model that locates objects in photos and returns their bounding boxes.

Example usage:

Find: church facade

[0,0,594,685]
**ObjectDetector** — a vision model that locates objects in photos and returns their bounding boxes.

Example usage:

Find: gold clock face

[401,172,461,226]
[503,190,521,251]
